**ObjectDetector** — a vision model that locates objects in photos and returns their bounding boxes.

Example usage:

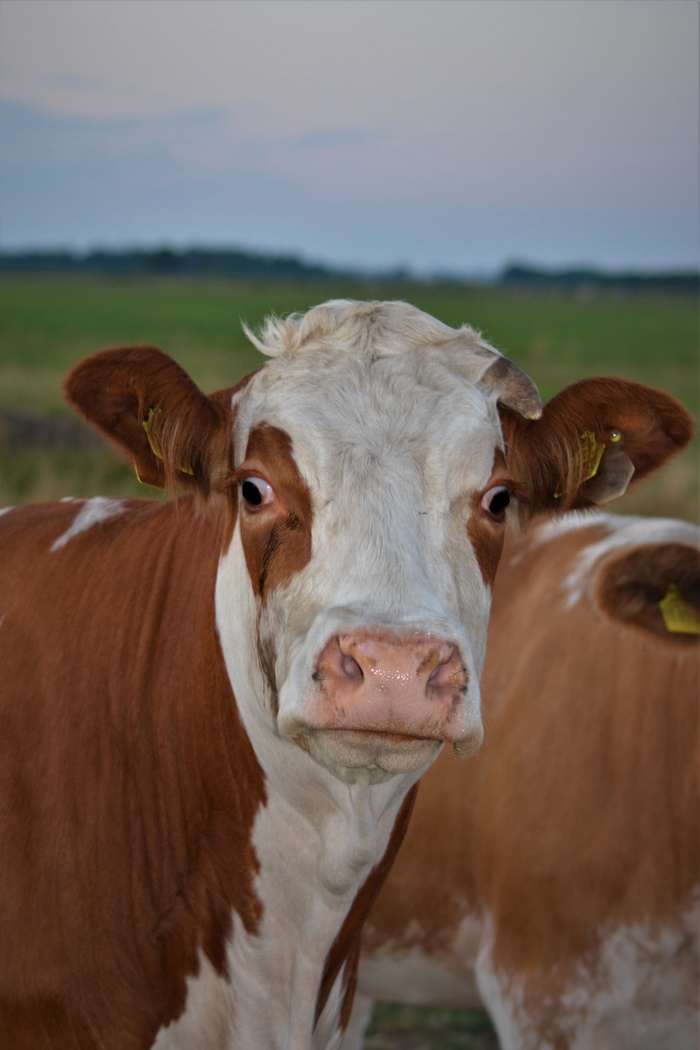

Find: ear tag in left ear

[659,584,700,635]
[141,405,194,476]
[143,405,164,460]
[134,462,165,489]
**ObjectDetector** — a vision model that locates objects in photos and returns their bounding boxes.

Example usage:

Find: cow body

[0,300,692,1048]
[351,512,700,1050]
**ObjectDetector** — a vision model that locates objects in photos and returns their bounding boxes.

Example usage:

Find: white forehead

[235,300,504,491]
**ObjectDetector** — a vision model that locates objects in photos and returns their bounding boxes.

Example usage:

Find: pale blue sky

[0,0,697,275]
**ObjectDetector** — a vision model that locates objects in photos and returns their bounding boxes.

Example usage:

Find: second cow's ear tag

[659,584,700,635]
[581,429,635,505]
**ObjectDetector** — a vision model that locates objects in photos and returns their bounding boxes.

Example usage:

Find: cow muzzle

[283,629,483,782]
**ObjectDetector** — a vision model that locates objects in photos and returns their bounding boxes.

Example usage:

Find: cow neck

[220,747,422,1048]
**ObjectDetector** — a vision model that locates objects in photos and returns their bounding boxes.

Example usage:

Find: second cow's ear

[501,377,694,516]
[64,346,234,492]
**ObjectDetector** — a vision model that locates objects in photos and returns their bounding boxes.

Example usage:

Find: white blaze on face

[219,313,510,782]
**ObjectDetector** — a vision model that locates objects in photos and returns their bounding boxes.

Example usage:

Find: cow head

[65,300,693,785]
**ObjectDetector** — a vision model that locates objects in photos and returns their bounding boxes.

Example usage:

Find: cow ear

[64,346,234,493]
[594,540,700,641]
[501,377,694,517]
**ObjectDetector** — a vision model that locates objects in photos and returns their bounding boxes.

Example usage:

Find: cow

[348,511,700,1050]
[0,299,693,1050]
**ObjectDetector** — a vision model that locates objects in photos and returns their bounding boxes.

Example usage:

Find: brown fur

[502,377,694,519]
[595,542,700,643]
[4,343,695,1047]
[63,347,253,495]
[361,520,699,1042]
[0,497,266,1049]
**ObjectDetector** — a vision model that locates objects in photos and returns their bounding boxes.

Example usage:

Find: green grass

[0,274,697,516]
[365,1004,498,1049]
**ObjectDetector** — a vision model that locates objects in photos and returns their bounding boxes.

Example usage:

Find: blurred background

[1,0,697,275]
[0,3,697,1045]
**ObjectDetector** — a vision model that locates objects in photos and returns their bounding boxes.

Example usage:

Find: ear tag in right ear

[579,428,606,482]
[659,584,700,635]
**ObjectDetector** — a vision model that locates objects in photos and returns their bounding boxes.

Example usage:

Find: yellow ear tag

[143,405,164,460]
[141,405,194,476]
[553,429,606,499]
[579,428,606,482]
[659,584,700,635]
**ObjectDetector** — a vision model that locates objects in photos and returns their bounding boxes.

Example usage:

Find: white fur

[475,900,700,1050]
[50,496,125,551]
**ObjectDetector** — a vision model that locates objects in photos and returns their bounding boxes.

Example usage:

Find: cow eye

[241,477,275,507]
[481,486,510,516]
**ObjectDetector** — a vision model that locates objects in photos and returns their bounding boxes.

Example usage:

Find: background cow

[0,300,692,1049]
[349,511,699,1050]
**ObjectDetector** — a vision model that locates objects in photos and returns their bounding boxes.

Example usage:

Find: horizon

[1,241,697,282]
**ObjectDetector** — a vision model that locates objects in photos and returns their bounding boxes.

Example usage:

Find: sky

[0,0,697,276]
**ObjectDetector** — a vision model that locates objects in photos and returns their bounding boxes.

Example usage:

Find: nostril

[340,654,363,681]
[426,645,464,688]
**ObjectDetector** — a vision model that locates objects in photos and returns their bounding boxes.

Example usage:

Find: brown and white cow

[0,300,692,1049]
[349,512,699,1050]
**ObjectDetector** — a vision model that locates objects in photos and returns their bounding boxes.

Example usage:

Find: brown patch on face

[256,630,279,712]
[315,785,419,1031]
[466,447,510,587]
[236,424,313,601]
[593,542,700,646]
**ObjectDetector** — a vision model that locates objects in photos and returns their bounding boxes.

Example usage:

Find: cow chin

[294,728,443,785]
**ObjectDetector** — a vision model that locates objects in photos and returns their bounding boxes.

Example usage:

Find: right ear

[501,376,694,517]
[64,346,239,493]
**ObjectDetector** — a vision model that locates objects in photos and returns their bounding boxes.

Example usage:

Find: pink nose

[312,632,469,740]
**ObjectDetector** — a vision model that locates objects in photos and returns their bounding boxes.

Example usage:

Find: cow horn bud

[480,355,543,420]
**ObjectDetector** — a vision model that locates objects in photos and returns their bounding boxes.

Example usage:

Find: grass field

[0,274,697,1047]
[1,273,697,517]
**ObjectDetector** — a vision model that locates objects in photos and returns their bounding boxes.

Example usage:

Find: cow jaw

[294,731,443,785]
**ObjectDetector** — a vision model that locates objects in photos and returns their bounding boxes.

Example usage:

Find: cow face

[219,330,521,785]
[64,300,693,786]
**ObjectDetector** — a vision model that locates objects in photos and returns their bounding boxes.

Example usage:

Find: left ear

[64,345,239,493]
[501,377,694,516]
